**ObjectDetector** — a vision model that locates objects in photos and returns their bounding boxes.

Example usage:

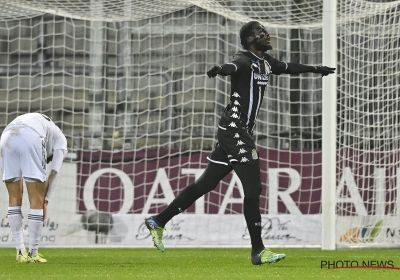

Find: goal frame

[321,0,337,250]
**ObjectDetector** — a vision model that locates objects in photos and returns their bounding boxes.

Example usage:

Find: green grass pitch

[1,248,400,279]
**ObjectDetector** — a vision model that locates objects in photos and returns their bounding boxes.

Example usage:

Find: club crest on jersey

[240,157,249,163]
[236,140,245,146]
[264,61,272,75]
[252,149,258,160]
[228,122,237,128]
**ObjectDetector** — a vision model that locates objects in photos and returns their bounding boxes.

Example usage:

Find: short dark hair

[239,21,259,49]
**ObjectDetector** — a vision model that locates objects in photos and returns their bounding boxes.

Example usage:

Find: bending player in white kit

[0,113,67,263]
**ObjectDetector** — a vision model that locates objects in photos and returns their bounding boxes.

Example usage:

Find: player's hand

[314,66,335,77]
[207,65,222,78]
[43,200,48,226]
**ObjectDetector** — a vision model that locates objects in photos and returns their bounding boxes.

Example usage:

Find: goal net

[336,0,400,248]
[0,0,399,248]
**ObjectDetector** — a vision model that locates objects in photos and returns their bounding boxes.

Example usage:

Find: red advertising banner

[77,148,322,215]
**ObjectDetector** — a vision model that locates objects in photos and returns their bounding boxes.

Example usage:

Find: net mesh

[335,0,400,247]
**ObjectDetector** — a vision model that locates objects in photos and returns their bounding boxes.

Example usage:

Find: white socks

[28,209,43,257]
[7,206,26,255]
[8,207,44,257]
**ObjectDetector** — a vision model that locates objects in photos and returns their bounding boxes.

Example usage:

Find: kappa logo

[238,148,246,154]
[233,133,240,138]
[230,113,239,119]
[232,92,241,98]
[251,63,260,72]
[229,122,237,128]
[240,157,249,162]
[234,100,240,105]
[236,140,245,146]
[231,106,238,112]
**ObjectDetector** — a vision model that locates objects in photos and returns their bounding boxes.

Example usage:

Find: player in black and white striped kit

[145,21,335,265]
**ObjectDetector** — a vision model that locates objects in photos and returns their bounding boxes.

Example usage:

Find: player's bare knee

[29,196,45,209]
[26,181,46,208]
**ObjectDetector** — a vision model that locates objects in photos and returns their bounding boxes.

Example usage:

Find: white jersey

[4,113,67,158]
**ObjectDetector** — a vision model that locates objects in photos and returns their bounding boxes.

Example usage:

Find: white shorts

[0,126,47,182]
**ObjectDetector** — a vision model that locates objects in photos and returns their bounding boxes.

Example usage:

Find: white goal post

[0,0,399,249]
[321,0,337,250]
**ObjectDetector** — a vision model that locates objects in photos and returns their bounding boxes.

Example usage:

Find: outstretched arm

[207,63,237,78]
[284,63,335,76]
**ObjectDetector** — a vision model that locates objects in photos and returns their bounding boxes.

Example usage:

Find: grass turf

[1,248,400,279]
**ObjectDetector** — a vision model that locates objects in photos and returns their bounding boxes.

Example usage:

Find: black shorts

[207,114,259,166]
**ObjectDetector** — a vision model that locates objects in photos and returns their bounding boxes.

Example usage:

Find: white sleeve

[46,149,66,201]
[50,149,66,173]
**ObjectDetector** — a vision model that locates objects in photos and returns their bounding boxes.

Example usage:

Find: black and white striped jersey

[226,50,287,134]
